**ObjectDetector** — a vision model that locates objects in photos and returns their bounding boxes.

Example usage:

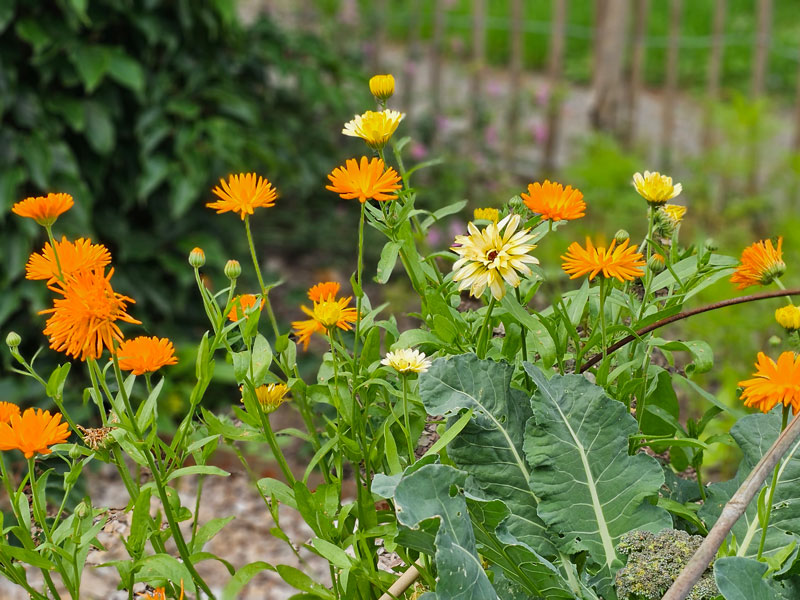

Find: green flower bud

[68,444,82,460]
[648,253,666,274]
[614,229,630,245]
[5,331,21,349]
[769,335,783,347]
[224,259,242,280]
[74,501,91,520]
[704,238,718,252]
[188,247,206,268]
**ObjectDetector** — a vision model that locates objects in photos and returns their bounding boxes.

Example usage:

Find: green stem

[637,208,656,321]
[476,297,497,359]
[110,352,216,599]
[256,403,296,486]
[598,278,608,359]
[26,457,66,599]
[515,287,529,363]
[245,215,280,338]
[757,404,791,559]
[352,202,366,376]
[401,375,414,462]
[44,224,64,282]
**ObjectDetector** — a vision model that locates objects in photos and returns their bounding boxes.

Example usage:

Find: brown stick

[663,411,800,600]
[580,288,800,373]
[378,561,422,600]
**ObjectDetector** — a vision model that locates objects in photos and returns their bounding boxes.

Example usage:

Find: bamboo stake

[378,560,423,600]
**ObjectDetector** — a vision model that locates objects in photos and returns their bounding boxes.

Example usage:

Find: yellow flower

[12,193,74,226]
[381,349,431,374]
[473,207,499,222]
[661,203,687,224]
[561,238,646,282]
[292,283,358,350]
[369,74,395,100]
[0,408,70,459]
[206,173,277,220]
[342,110,404,149]
[451,214,539,300]
[739,351,800,414]
[326,157,401,203]
[244,383,290,413]
[776,305,800,331]
[730,238,785,290]
[633,171,682,205]
[521,180,586,221]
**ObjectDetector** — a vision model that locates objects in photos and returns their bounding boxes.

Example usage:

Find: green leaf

[251,334,273,385]
[419,354,555,556]
[190,516,235,552]
[166,465,229,482]
[376,241,401,284]
[84,101,115,154]
[72,45,112,92]
[45,363,71,400]
[276,564,334,598]
[700,410,800,558]
[499,295,555,367]
[652,338,714,374]
[108,50,145,93]
[135,554,196,594]
[310,538,353,570]
[222,561,276,600]
[137,377,163,431]
[714,556,791,600]
[393,463,499,600]
[0,544,55,569]
[524,363,671,567]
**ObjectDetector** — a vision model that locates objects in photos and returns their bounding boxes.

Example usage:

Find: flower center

[314,301,343,327]
[487,250,499,261]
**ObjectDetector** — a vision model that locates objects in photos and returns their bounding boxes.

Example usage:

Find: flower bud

[769,335,783,347]
[224,259,241,280]
[614,229,630,245]
[75,501,91,520]
[369,74,395,101]
[776,305,800,331]
[5,331,21,349]
[69,444,82,460]
[703,238,718,252]
[189,247,206,268]
[508,195,525,212]
[648,253,666,274]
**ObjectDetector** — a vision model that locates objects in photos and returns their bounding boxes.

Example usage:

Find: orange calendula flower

[0,402,21,424]
[308,281,341,302]
[326,157,402,203]
[138,581,184,600]
[12,193,74,226]
[26,236,112,282]
[561,238,646,282]
[0,408,70,458]
[116,336,178,375]
[739,352,800,414]
[730,237,785,290]
[41,268,140,361]
[227,294,264,321]
[292,284,358,350]
[521,181,586,221]
[207,173,277,220]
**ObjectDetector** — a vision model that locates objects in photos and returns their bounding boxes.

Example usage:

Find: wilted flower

[116,336,178,375]
[775,305,800,331]
[206,173,277,220]
[739,351,800,414]
[0,408,70,458]
[561,238,646,282]
[730,238,785,290]
[342,109,404,149]
[521,180,586,221]
[451,214,539,300]
[12,193,74,226]
[326,157,401,203]
[381,349,431,374]
[633,171,682,206]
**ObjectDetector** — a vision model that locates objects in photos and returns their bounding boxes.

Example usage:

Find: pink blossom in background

[485,125,499,148]
[486,80,504,98]
[410,141,428,161]
[532,121,548,145]
[436,115,451,137]
[426,226,443,248]
[448,219,464,242]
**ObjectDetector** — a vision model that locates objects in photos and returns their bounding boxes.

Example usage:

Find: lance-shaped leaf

[523,364,671,568]
[394,463,498,600]
[700,410,800,558]
[419,354,555,556]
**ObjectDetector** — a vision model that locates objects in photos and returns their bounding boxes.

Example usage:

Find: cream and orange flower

[25,237,112,282]
[739,351,800,414]
[12,193,74,226]
[292,284,358,350]
[116,336,178,375]
[521,180,586,221]
[451,214,538,300]
[326,157,401,203]
[0,408,70,458]
[381,349,431,374]
[0,402,21,424]
[41,268,140,361]
[206,173,277,219]
[730,237,785,290]
[342,110,404,149]
[561,238,646,282]
[633,171,682,205]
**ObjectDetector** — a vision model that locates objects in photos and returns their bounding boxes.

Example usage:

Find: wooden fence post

[469,0,487,156]
[660,0,681,168]
[624,0,649,148]
[543,0,567,174]
[702,0,726,151]
[590,0,629,136]
[748,0,772,193]
[505,0,524,172]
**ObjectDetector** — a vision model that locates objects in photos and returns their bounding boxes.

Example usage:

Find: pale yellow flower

[451,214,539,300]
[342,110,404,149]
[369,74,395,100]
[633,171,682,205]
[473,207,499,222]
[661,203,687,224]
[776,305,800,331]
[382,349,431,374]
[245,383,290,413]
